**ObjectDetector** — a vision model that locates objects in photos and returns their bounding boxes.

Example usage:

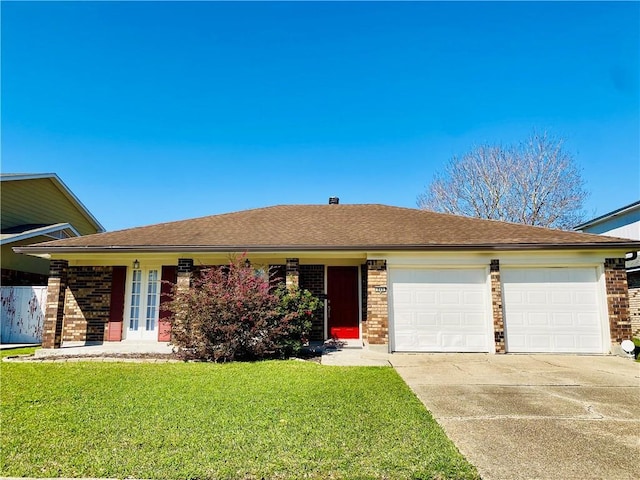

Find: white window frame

[123,266,161,341]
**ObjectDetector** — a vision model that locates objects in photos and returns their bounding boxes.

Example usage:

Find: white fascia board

[2,223,81,246]
[574,200,640,230]
[379,249,630,268]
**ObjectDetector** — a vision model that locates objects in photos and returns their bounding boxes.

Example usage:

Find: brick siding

[42,260,68,348]
[300,265,325,340]
[490,260,506,353]
[62,266,113,343]
[365,260,388,345]
[361,264,368,323]
[286,258,299,288]
[604,258,632,344]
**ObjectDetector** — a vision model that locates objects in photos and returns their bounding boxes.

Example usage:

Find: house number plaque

[374,286,387,293]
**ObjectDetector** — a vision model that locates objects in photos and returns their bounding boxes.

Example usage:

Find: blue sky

[2,1,638,231]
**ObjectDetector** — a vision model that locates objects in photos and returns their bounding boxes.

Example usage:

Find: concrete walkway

[391,353,640,480]
[5,341,391,366]
[33,342,174,357]
[319,345,391,366]
[0,343,39,350]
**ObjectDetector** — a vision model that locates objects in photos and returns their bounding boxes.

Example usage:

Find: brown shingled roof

[14,204,640,253]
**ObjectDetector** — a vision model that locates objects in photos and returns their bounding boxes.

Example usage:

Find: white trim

[123,266,161,342]
[2,223,81,246]
[596,264,612,352]
[574,200,640,230]
[387,268,395,353]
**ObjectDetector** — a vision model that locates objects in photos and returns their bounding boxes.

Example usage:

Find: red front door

[327,266,359,339]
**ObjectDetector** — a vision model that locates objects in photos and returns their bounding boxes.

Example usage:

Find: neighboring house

[15,200,639,355]
[1,173,104,343]
[575,200,640,338]
[1,173,105,285]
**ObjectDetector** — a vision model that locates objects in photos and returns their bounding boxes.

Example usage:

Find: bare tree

[417,132,588,230]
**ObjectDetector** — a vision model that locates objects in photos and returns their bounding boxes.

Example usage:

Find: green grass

[0,360,478,480]
[0,346,38,358]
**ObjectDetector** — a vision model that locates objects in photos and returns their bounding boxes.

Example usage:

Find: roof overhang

[13,241,640,256]
[574,200,640,230]
[1,223,81,246]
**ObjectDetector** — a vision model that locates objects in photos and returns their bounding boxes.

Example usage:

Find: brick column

[177,258,193,292]
[604,258,632,346]
[490,259,506,353]
[286,258,299,288]
[366,260,388,345]
[42,260,68,349]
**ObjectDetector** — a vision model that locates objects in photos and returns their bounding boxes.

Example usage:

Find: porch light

[133,259,140,269]
[244,258,251,268]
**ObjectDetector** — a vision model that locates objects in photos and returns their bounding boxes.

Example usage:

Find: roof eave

[0,223,81,246]
[13,241,640,255]
[574,200,640,230]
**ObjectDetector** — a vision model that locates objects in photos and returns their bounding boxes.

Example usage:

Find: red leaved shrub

[165,257,321,362]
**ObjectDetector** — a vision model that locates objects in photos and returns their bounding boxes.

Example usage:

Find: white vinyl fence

[1,286,47,343]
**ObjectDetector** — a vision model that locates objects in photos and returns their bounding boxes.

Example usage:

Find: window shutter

[158,266,177,342]
[107,266,127,341]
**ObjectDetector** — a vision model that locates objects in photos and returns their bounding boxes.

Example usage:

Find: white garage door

[502,267,604,353]
[390,268,491,352]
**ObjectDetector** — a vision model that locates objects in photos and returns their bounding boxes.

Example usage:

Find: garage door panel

[507,334,526,349]
[575,291,597,305]
[391,268,491,352]
[395,311,413,326]
[550,291,572,305]
[415,291,436,304]
[440,291,461,304]
[416,334,439,349]
[441,312,461,326]
[555,335,578,349]
[394,289,413,305]
[441,334,464,347]
[578,336,601,349]
[529,313,549,326]
[463,291,485,305]
[577,313,598,327]
[417,312,437,326]
[395,333,418,349]
[465,334,489,348]
[528,291,548,304]
[529,335,553,349]
[466,312,485,326]
[503,267,604,354]
[553,313,573,326]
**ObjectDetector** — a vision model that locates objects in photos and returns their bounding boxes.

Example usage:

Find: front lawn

[1,359,478,479]
[0,346,38,358]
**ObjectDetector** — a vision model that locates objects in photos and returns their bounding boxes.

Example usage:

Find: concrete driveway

[391,354,640,480]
